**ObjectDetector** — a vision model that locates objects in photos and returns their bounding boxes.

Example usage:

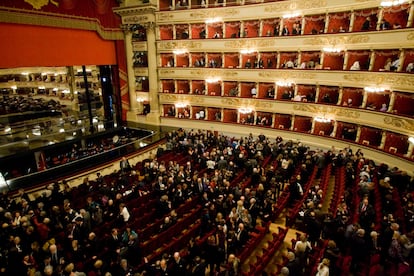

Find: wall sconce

[53,88,58,91]
[175,102,188,108]
[276,81,293,87]
[10,85,17,90]
[323,47,342,53]
[381,0,407,7]
[314,116,332,123]
[239,107,253,114]
[173,49,188,55]
[206,78,221,83]
[283,12,301,19]
[205,17,222,24]
[364,87,386,92]
[38,86,46,90]
[136,97,145,102]
[240,49,256,54]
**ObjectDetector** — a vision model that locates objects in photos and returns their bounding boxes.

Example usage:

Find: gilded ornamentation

[383,117,414,132]
[159,69,176,76]
[258,71,316,79]
[24,0,58,10]
[264,0,327,13]
[293,105,360,119]
[343,74,414,87]
[220,98,272,109]
[132,42,147,51]
[189,9,240,19]
[157,13,174,22]
[223,40,275,48]
[407,32,414,40]
[158,41,202,50]
[190,69,238,77]
[159,94,205,104]
[134,68,148,75]
[123,15,149,24]
[303,35,369,46]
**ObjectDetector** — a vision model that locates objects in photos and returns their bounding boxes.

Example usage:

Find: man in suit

[235,223,249,252]
[358,197,375,231]
[170,251,188,275]
[120,157,131,174]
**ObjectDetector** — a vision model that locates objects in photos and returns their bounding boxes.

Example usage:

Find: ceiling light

[364,87,385,93]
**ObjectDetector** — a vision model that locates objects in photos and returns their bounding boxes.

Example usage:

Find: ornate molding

[407,32,414,40]
[159,94,205,104]
[123,15,149,24]
[223,39,275,48]
[383,117,414,132]
[303,35,370,46]
[134,68,148,75]
[258,71,316,79]
[343,74,414,87]
[132,42,147,51]
[264,0,327,13]
[158,41,202,50]
[189,9,240,19]
[156,13,174,22]
[221,98,272,108]
[293,104,361,119]
[189,69,238,77]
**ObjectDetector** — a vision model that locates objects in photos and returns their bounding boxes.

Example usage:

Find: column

[290,115,295,131]
[240,21,245,37]
[189,81,193,94]
[324,13,330,33]
[311,118,316,134]
[173,25,177,39]
[331,121,338,137]
[124,30,139,114]
[221,81,224,96]
[343,51,349,70]
[355,125,362,142]
[259,20,264,37]
[297,51,302,68]
[406,142,414,158]
[276,52,281,68]
[315,85,320,103]
[145,22,161,124]
[407,4,414,27]
[271,114,275,128]
[301,17,306,35]
[279,18,284,36]
[368,50,376,71]
[361,90,368,108]
[337,87,343,105]
[398,50,405,72]
[349,10,355,32]
[223,23,226,38]
[388,91,396,112]
[379,131,387,149]
[319,52,325,69]
[376,7,384,31]
[237,111,240,123]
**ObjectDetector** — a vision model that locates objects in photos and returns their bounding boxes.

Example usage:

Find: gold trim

[384,117,414,132]
[407,32,414,40]
[158,41,202,50]
[0,7,123,40]
[189,69,238,77]
[189,9,240,19]
[258,71,316,79]
[264,0,327,13]
[303,35,370,46]
[223,39,275,48]
[343,74,414,87]
[293,104,361,119]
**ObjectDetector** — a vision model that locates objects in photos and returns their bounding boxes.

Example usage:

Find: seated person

[380,19,391,30]
[285,60,294,68]
[339,26,346,33]
[406,62,414,73]
[380,103,388,112]
[244,59,252,69]
[390,58,400,71]
[250,86,257,97]
[393,22,402,29]
[350,61,361,71]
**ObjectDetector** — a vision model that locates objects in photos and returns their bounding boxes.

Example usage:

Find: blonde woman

[316,258,330,276]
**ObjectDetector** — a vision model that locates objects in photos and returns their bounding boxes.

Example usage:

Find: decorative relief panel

[343,74,414,88]
[303,35,370,46]
[220,98,272,109]
[223,40,275,49]
[132,43,147,51]
[123,15,149,24]
[134,68,148,75]
[264,0,327,13]
[258,71,316,80]
[158,41,202,50]
[407,32,414,40]
[293,104,361,119]
[189,9,240,19]
[190,69,238,77]
[157,13,174,22]
[384,117,414,132]
[159,94,205,104]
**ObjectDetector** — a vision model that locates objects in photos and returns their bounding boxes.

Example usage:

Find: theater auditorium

[0,0,414,275]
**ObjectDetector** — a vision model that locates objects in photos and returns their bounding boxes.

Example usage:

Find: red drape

[223,109,237,123]
[161,54,174,67]
[382,4,410,28]
[359,127,382,146]
[160,25,174,40]
[323,53,344,70]
[403,50,414,73]
[223,81,238,96]
[243,20,260,38]
[191,24,206,39]
[342,88,363,107]
[225,22,241,38]
[353,8,379,32]
[176,80,189,93]
[336,122,357,140]
[373,50,400,71]
[240,82,256,98]
[327,12,350,33]
[346,50,371,70]
[313,121,334,136]
[384,132,408,154]
[279,52,298,68]
[207,82,221,96]
[258,83,275,98]
[192,80,205,93]
[274,114,291,129]
[366,92,390,111]
[162,80,175,93]
[176,53,189,67]
[224,53,240,68]
[207,108,220,120]
[319,86,339,104]
[159,0,171,11]
[261,52,277,69]
[393,92,414,116]
[304,15,325,34]
[207,24,223,38]
[293,116,312,132]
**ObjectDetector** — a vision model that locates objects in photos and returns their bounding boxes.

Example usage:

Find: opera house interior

[0,0,414,275]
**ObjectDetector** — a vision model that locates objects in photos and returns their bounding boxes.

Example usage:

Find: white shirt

[120,207,130,222]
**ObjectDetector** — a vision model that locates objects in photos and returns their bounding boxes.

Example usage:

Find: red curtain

[403,50,414,73]
[259,83,274,98]
[159,0,171,11]
[244,20,260,38]
[176,53,189,67]
[342,88,363,107]
[192,80,205,94]
[274,114,291,129]
[313,121,334,136]
[261,52,277,69]
[207,108,220,121]
[384,132,408,154]
[279,52,298,68]
[336,122,357,140]
[163,104,175,117]
[207,53,222,66]
[240,82,255,98]
[293,116,312,132]
[382,4,410,28]
[276,85,294,100]
[115,40,128,121]
[346,50,371,70]
[160,25,174,40]
[297,85,316,102]
[225,22,241,38]
[323,53,344,70]
[191,53,205,67]
[262,19,280,36]
[161,54,174,67]
[191,24,206,39]
[207,82,221,96]
[327,12,350,33]
[223,109,237,123]
[393,92,414,116]
[373,50,400,71]
[304,15,325,34]
[366,92,390,111]
[177,80,189,93]
[241,54,258,68]
[282,17,302,35]
[162,80,175,93]
[359,127,382,146]
[223,81,238,96]
[224,53,240,68]
[207,24,223,38]
[319,86,339,104]
[353,8,379,32]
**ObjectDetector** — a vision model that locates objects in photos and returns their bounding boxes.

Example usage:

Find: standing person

[316,258,330,276]
[120,157,131,174]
